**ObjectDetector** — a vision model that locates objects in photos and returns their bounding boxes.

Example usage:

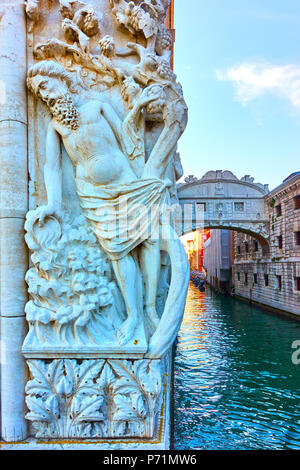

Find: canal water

[173,283,300,450]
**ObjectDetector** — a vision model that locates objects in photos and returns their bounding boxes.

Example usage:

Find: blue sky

[174,0,300,189]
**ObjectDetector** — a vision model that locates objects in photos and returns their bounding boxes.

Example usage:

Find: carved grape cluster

[155,25,172,56]
[99,35,116,58]
[157,59,176,81]
[129,5,143,31]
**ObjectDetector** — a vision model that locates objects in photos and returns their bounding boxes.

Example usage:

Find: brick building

[233,172,300,316]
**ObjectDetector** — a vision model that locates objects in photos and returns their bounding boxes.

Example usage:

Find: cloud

[216,62,300,110]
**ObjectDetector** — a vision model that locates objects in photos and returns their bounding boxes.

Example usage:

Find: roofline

[177,178,268,196]
[266,172,300,199]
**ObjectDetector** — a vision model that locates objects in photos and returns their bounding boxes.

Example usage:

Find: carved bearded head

[27,61,79,130]
[27,61,74,102]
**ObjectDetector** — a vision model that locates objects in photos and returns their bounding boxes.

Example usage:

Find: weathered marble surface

[4,0,190,445]
[0,0,28,442]
[25,358,164,439]
[23,0,189,366]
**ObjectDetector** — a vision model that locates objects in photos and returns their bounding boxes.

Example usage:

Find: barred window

[277,275,282,290]
[294,195,300,210]
[275,204,282,217]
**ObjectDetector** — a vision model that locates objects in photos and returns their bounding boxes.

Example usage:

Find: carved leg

[111,254,139,345]
[145,226,190,359]
[139,239,161,334]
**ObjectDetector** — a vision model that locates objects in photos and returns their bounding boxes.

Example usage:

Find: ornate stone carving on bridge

[177,170,270,244]
[22,0,189,444]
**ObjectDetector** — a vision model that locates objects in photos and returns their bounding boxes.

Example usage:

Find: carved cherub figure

[59,0,85,19]
[25,0,39,22]
[62,18,90,54]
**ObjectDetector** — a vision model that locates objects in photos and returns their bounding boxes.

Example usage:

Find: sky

[174,0,300,190]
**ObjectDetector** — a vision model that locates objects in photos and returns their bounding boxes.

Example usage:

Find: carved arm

[142,97,188,181]
[39,123,62,223]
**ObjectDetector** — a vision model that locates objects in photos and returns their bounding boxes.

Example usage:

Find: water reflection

[174,283,300,450]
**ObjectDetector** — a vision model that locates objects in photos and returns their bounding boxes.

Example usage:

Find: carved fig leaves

[26,359,163,439]
[25,359,106,438]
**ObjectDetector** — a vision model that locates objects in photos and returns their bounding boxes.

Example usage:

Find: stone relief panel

[25,358,165,439]
[23,0,190,362]
[22,209,151,356]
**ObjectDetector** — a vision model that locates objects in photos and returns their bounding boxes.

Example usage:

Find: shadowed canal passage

[173,283,300,450]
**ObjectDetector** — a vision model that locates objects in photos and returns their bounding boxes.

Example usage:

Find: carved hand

[138,84,164,107]
[36,204,62,227]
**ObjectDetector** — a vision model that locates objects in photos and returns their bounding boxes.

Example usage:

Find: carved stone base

[25,357,169,441]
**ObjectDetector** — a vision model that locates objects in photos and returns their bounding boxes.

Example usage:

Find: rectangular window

[264,274,269,287]
[237,272,240,281]
[277,275,282,290]
[245,242,249,253]
[275,204,282,217]
[237,246,241,254]
[234,202,244,212]
[245,273,248,285]
[196,202,206,213]
[253,241,259,252]
[295,232,300,246]
[294,195,300,210]
[296,277,300,291]
[254,273,258,284]
[277,235,283,249]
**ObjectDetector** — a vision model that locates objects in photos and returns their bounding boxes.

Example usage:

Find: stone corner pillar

[0,0,28,442]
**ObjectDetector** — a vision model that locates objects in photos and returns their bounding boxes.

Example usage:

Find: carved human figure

[27,60,189,351]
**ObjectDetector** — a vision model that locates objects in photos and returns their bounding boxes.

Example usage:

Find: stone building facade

[181,229,210,272]
[233,172,300,317]
[203,229,233,293]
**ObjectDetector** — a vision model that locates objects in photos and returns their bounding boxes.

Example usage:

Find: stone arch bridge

[176,170,270,250]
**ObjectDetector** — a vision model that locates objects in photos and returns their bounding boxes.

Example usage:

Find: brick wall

[232,173,300,316]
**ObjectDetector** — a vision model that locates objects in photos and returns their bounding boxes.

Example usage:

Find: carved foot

[145,307,160,335]
[117,315,138,345]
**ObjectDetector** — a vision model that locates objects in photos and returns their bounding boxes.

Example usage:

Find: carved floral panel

[25,358,164,439]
